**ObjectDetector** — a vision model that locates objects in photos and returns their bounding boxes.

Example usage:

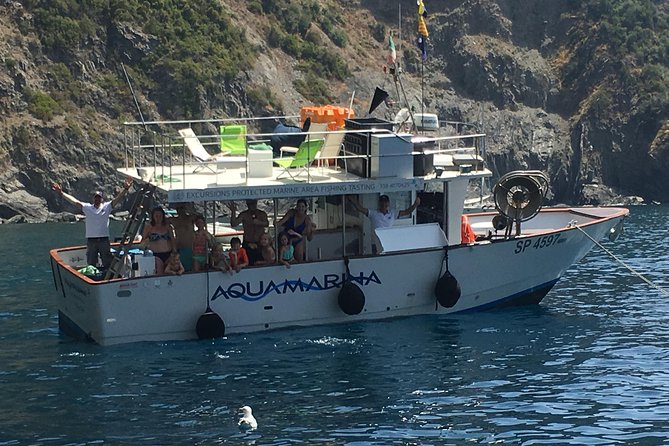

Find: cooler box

[413,113,439,131]
[247,146,273,178]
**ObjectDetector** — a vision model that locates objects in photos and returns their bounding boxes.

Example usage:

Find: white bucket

[136,254,156,277]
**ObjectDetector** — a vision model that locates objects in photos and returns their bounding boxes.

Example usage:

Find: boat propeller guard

[338,257,365,315]
[493,170,549,237]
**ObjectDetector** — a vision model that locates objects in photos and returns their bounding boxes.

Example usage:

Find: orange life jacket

[461,215,476,244]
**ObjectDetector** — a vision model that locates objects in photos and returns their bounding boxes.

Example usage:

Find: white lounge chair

[178,128,229,173]
[315,131,346,170]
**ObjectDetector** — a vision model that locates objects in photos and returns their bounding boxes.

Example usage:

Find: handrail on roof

[119,116,489,191]
[123,114,301,127]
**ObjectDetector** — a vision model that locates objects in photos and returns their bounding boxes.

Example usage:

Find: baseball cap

[379,194,390,202]
[93,191,103,198]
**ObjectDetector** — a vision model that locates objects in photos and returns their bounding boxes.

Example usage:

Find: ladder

[104,183,156,280]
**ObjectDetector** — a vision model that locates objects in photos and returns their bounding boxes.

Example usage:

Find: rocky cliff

[0,0,667,222]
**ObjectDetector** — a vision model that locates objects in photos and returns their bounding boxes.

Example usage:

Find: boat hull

[52,207,626,345]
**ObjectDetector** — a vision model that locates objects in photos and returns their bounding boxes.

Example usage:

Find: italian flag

[387,34,397,66]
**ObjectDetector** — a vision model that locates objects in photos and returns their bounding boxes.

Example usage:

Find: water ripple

[2,211,669,443]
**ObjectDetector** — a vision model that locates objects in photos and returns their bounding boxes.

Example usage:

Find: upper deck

[117,116,491,203]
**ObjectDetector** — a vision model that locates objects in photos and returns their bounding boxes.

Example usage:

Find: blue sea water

[1,206,669,445]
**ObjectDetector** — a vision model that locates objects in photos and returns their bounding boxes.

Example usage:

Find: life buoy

[196,310,225,339]
[434,270,461,308]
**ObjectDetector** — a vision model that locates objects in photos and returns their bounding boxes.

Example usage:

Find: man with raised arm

[226,199,269,265]
[348,194,420,253]
[52,178,133,269]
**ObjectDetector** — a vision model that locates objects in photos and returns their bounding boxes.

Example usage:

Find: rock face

[426,0,668,204]
[0,0,667,223]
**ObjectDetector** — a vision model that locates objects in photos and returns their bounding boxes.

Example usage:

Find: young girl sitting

[164,251,185,275]
[278,232,295,268]
[254,233,276,266]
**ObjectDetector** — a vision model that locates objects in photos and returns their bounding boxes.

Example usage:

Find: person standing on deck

[226,200,269,265]
[52,178,133,269]
[170,202,196,271]
[348,194,420,254]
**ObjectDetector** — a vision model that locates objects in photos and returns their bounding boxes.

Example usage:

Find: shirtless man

[169,203,196,271]
[226,200,269,266]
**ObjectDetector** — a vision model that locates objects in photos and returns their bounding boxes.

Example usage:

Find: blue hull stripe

[453,279,560,314]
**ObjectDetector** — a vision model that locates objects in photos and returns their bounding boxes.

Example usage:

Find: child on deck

[164,252,185,275]
[254,233,276,266]
[209,243,230,272]
[192,215,215,272]
[278,232,295,268]
[227,237,249,273]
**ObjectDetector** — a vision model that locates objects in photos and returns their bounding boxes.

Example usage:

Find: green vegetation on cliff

[564,0,668,123]
[22,0,256,117]
[19,0,350,116]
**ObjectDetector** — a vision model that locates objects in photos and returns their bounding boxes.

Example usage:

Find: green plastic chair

[219,124,247,156]
[274,138,324,180]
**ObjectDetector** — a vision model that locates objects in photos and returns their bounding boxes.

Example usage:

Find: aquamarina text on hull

[50,114,628,345]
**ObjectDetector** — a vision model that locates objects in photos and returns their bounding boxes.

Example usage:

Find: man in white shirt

[348,194,420,253]
[52,178,132,268]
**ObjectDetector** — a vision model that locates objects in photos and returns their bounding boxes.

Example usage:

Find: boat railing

[120,117,488,189]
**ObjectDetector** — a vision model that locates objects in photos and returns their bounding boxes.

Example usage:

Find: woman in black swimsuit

[276,199,314,262]
[141,207,177,275]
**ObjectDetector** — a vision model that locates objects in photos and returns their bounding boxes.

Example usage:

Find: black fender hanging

[196,309,226,339]
[434,247,461,308]
[338,257,365,315]
[196,258,226,339]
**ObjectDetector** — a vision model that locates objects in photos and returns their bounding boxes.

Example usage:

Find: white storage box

[247,148,273,178]
[136,254,156,277]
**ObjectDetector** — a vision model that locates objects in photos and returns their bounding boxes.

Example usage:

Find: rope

[435,247,449,310]
[569,221,669,297]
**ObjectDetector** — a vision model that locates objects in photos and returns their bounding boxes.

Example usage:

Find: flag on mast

[417,0,428,61]
[387,33,397,67]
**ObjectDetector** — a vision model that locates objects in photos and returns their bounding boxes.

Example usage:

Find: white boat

[49,117,628,345]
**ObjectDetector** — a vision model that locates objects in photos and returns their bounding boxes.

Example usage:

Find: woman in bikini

[276,198,314,262]
[141,207,177,275]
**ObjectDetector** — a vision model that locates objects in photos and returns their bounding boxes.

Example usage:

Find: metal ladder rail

[104,183,156,280]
